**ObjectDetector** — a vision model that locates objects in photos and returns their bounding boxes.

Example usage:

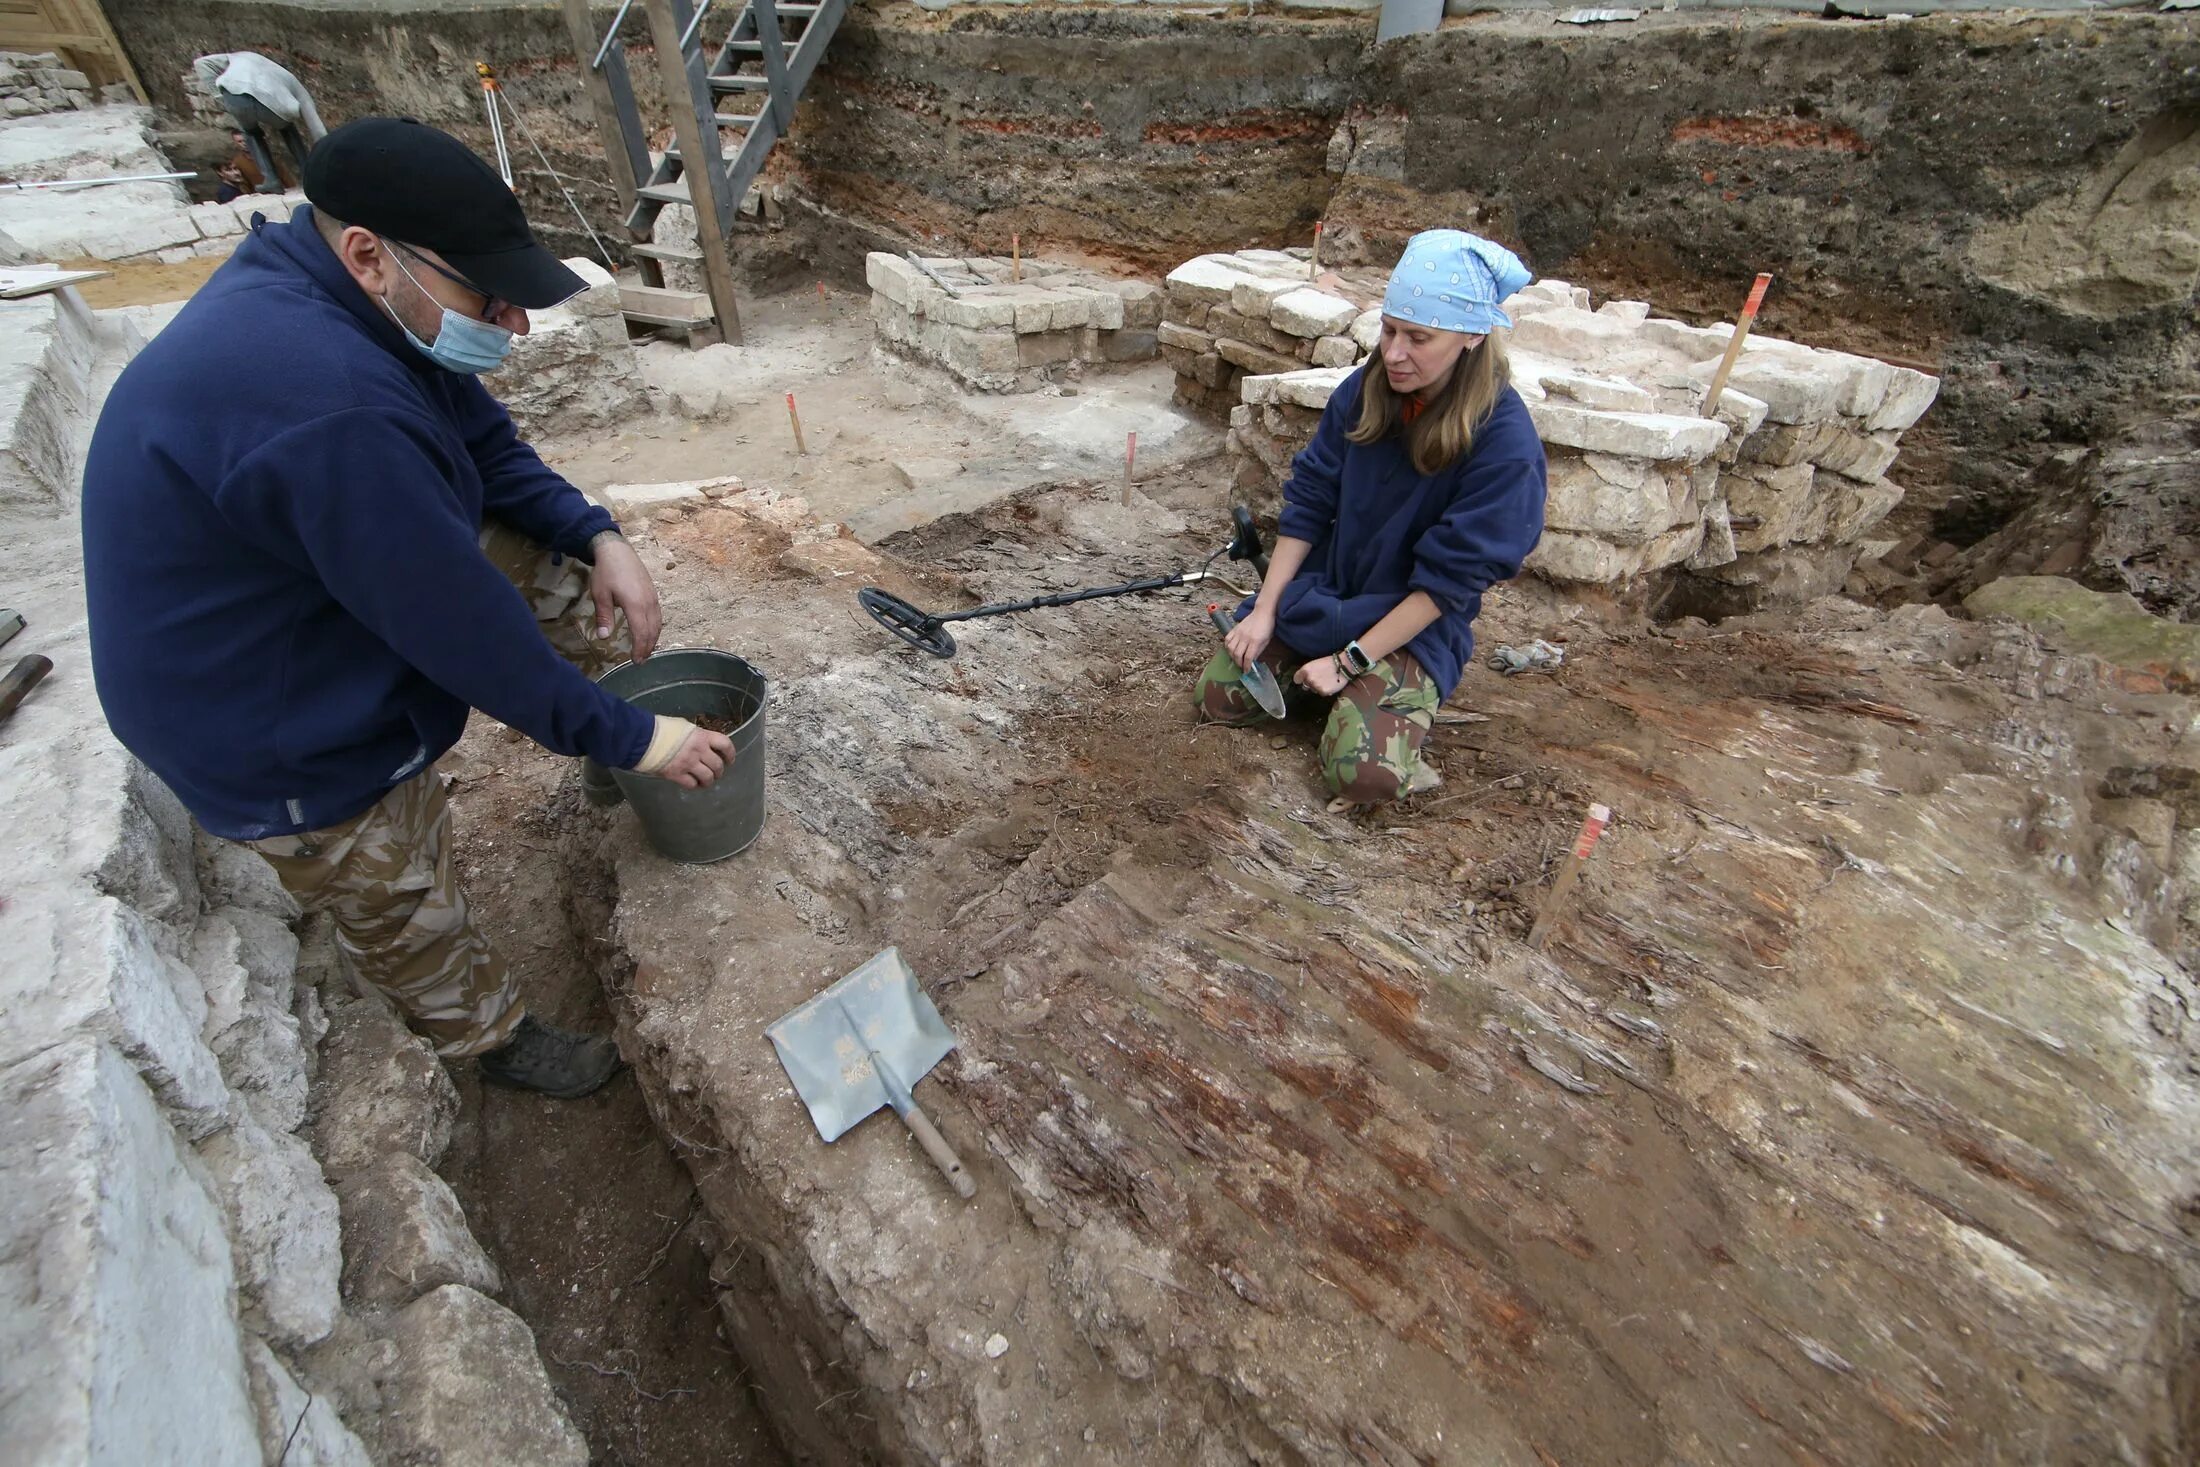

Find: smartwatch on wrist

[1340,640,1374,677]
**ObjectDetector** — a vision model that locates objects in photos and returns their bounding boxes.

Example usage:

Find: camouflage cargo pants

[241,522,628,1057]
[1194,643,1440,805]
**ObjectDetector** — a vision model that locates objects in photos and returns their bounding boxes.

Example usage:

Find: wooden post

[787,392,808,454]
[1699,272,1773,419]
[1011,233,1021,283]
[1310,220,1323,280]
[641,0,744,345]
[560,0,638,219]
[1122,431,1136,507]
[1526,803,1611,950]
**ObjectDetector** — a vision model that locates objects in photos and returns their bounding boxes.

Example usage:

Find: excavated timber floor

[457,467,2200,1466]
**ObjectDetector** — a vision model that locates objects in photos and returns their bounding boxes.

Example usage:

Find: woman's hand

[1295,654,1352,698]
[1224,606,1275,671]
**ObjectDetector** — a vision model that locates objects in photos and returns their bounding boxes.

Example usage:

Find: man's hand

[1294,654,1351,698]
[1224,606,1275,671]
[654,726,735,789]
[588,532,662,661]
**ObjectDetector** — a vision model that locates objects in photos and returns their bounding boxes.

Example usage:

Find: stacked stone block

[866,251,1162,392]
[1160,249,1388,416]
[0,51,97,116]
[1225,273,1939,599]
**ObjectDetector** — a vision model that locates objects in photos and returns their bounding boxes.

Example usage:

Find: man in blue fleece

[81,118,732,1098]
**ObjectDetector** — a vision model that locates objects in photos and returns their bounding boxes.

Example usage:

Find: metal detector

[858,508,1271,659]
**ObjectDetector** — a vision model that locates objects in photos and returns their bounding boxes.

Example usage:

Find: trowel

[766,948,976,1199]
[1207,604,1288,719]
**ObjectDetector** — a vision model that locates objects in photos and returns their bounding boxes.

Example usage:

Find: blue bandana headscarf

[1382,229,1534,335]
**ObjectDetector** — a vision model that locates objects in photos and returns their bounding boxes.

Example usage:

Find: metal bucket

[582,648,767,864]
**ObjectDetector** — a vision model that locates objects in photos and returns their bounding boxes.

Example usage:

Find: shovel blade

[765,948,957,1143]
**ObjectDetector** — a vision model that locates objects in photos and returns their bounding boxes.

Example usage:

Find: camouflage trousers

[1194,643,1440,805]
[240,521,626,1057]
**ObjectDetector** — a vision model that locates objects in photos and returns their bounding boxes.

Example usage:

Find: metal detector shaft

[930,570,1207,627]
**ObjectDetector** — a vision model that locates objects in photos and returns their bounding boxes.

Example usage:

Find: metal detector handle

[1230,506,1271,579]
[898,1096,977,1199]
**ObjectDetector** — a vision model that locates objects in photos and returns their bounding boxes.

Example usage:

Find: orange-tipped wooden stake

[1699,272,1773,419]
[786,392,808,455]
[1122,431,1137,506]
[816,280,827,316]
[1527,803,1612,950]
[1011,233,1021,283]
[1309,220,1323,280]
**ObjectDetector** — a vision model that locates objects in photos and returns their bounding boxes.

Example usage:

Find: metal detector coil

[858,587,958,658]
[856,510,1271,661]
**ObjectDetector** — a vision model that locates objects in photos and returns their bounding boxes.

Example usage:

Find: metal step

[708,75,771,92]
[724,39,797,53]
[711,112,763,128]
[636,182,692,206]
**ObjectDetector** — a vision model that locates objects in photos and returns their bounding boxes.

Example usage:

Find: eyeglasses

[387,240,510,322]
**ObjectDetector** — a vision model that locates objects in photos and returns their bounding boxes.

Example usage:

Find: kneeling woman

[1196,229,1548,805]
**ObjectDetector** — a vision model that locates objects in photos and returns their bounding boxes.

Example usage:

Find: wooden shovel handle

[0,654,52,724]
[897,1097,976,1199]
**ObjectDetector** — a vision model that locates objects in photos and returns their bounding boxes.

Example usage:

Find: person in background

[1195,229,1548,808]
[82,119,734,1099]
[213,131,263,203]
[193,51,326,193]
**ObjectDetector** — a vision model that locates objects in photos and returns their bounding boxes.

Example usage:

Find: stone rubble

[0,51,97,117]
[866,250,1162,392]
[1221,269,1938,601]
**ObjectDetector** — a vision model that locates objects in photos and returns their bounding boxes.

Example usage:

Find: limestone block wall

[866,251,1162,392]
[0,289,587,1464]
[1226,273,1938,601]
[0,52,102,116]
[1160,249,1386,415]
[486,256,650,440]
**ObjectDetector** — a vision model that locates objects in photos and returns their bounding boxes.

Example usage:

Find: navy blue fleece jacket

[80,207,652,840]
[1246,367,1547,699]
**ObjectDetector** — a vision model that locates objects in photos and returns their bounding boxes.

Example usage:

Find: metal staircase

[578,0,847,342]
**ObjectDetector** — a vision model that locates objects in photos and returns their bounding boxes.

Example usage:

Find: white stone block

[337,1152,502,1308]
[599,478,710,520]
[242,1338,373,1467]
[191,237,235,259]
[1722,460,1816,551]
[1349,309,1382,352]
[1069,285,1125,331]
[1269,287,1359,340]
[1595,299,1652,325]
[1165,255,1262,308]
[1835,355,1896,419]
[1506,307,1642,362]
[382,1287,590,1467]
[1805,472,1904,543]
[1157,320,1213,354]
[1691,352,1846,425]
[1634,316,1737,362]
[1232,248,1313,277]
[1529,400,1729,464]
[1012,290,1089,333]
[1240,372,1284,407]
[1273,366,1355,411]
[1543,452,1674,545]
[1311,334,1360,368]
[0,1040,261,1465]
[190,202,242,240]
[865,252,929,311]
[197,1113,342,1348]
[1711,388,1769,442]
[1867,367,1940,431]
[1535,368,1654,414]
[1230,275,1300,319]
[1525,530,1645,584]
[1503,280,1576,314]
[927,291,1018,330]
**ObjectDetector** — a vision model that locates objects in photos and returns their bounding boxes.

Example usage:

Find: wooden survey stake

[786,392,808,455]
[1310,220,1324,280]
[1527,803,1611,950]
[1698,272,1773,418]
[1122,432,1137,506]
[1011,233,1021,283]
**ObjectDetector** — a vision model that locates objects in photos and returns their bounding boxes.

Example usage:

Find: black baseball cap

[304,117,585,309]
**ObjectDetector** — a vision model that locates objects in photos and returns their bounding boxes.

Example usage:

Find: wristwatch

[1339,640,1374,677]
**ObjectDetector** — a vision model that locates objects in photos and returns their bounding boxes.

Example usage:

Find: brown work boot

[478,1014,623,1099]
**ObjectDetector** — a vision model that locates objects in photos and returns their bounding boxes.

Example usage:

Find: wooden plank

[641,0,743,344]
[618,283,713,323]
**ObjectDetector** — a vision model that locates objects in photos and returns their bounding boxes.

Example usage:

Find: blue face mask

[381,247,515,375]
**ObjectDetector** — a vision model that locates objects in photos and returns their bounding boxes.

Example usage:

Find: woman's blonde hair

[1349,332,1511,476]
